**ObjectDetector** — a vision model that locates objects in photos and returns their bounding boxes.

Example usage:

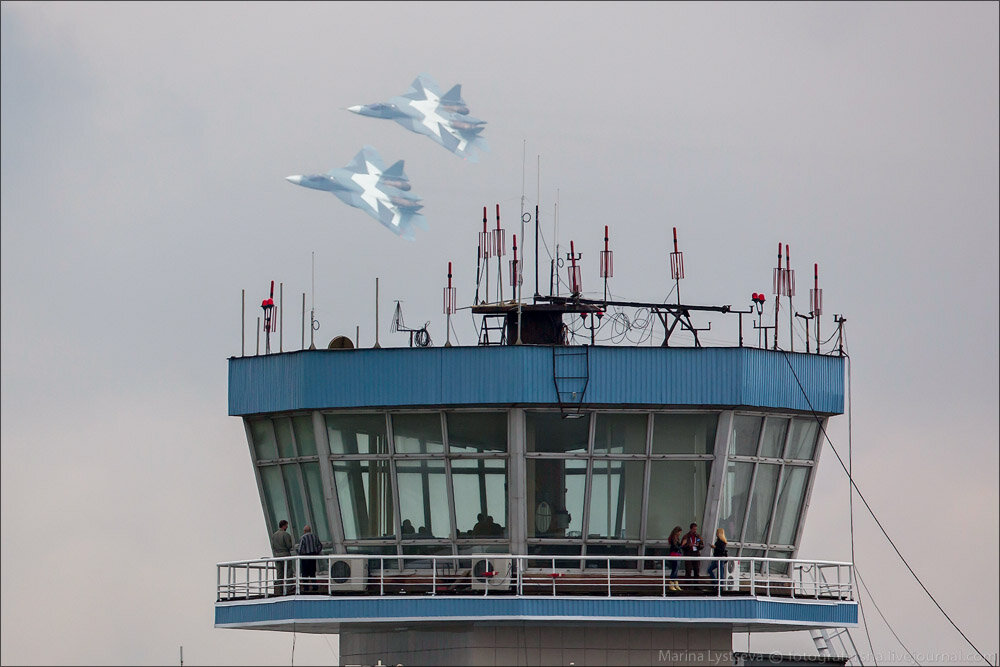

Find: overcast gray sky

[1,2,997,665]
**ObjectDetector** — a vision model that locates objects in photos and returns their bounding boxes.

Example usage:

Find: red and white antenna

[600,225,613,303]
[568,240,582,296]
[784,244,796,351]
[810,263,823,353]
[443,261,456,347]
[261,280,275,354]
[670,227,684,305]
[492,204,506,302]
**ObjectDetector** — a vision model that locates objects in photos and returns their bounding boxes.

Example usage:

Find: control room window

[326,413,389,455]
[651,413,718,454]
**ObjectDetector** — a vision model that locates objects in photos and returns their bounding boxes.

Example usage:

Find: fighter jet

[347,74,488,161]
[286,146,427,240]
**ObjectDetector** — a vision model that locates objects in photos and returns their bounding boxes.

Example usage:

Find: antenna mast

[493,204,505,302]
[785,244,795,352]
[811,263,823,354]
[772,243,782,350]
[261,281,275,354]
[600,225,613,304]
[670,227,685,306]
[443,262,456,347]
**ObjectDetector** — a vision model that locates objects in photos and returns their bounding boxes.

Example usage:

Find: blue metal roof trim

[228,347,844,416]
[215,596,857,627]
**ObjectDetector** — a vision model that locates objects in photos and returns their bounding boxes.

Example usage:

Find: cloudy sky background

[2,2,997,665]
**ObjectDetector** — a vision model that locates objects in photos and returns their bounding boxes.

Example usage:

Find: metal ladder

[807,565,863,665]
[479,315,506,345]
[552,346,589,416]
[810,628,862,665]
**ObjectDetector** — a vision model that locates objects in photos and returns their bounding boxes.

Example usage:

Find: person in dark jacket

[681,523,705,581]
[706,528,728,581]
[270,519,294,595]
[298,525,324,593]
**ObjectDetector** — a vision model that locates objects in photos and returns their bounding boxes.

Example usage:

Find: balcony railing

[216,554,853,603]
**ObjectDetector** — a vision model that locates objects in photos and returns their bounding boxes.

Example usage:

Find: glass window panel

[392,413,444,454]
[731,415,763,456]
[396,459,450,538]
[740,547,765,573]
[526,412,590,453]
[301,462,330,543]
[249,418,278,461]
[718,461,754,542]
[771,466,810,545]
[332,459,394,539]
[588,460,644,539]
[446,412,507,453]
[645,460,711,540]
[451,458,508,537]
[292,415,317,457]
[767,549,792,575]
[593,413,647,455]
[527,543,583,569]
[282,464,307,537]
[758,417,789,459]
[651,413,719,454]
[785,418,820,460]
[274,417,296,458]
[744,463,780,543]
[326,414,389,455]
[527,459,586,537]
[259,465,288,533]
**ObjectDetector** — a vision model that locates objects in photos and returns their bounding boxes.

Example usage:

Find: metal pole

[786,245,793,353]
[241,289,245,357]
[301,293,306,350]
[374,278,381,348]
[534,203,540,300]
[773,243,782,350]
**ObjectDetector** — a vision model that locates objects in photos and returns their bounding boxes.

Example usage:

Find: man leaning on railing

[270,519,294,595]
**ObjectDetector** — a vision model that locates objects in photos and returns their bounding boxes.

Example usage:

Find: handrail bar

[216,554,854,603]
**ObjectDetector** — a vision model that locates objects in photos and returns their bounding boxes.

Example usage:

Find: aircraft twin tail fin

[382,160,407,181]
[441,84,463,104]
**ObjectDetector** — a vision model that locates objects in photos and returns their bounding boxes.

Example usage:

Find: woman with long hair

[667,526,683,591]
[706,527,728,582]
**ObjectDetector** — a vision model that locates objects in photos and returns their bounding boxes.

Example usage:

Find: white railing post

[662,558,667,597]
[432,558,437,596]
[379,556,384,596]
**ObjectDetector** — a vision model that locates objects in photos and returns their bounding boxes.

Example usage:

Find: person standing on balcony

[706,528,728,583]
[298,525,324,593]
[270,519,295,595]
[667,526,683,591]
[681,522,704,583]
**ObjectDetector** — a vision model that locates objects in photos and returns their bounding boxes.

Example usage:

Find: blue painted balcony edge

[228,346,844,417]
[215,596,857,629]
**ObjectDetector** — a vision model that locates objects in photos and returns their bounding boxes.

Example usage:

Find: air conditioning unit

[327,558,368,592]
[471,557,512,591]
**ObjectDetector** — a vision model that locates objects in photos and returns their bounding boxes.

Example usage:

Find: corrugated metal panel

[229,347,844,416]
[216,596,857,627]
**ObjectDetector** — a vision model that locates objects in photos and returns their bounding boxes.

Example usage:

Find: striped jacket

[298,532,323,555]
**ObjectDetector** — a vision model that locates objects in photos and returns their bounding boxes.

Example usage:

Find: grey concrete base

[339,623,733,666]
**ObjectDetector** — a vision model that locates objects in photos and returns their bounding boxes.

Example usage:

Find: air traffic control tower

[216,230,857,666]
